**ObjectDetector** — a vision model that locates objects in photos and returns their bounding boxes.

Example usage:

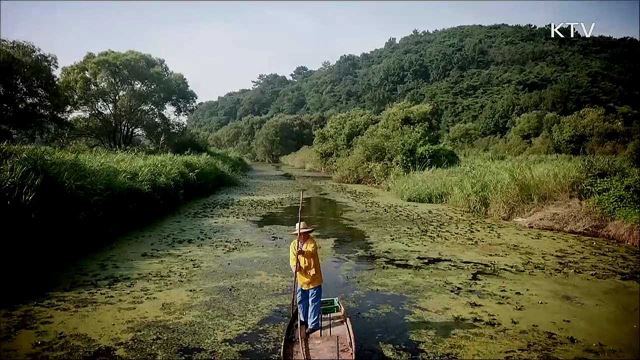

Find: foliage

[168,128,210,155]
[185,25,637,188]
[579,157,640,224]
[280,146,323,171]
[399,145,460,172]
[390,155,585,219]
[313,109,379,168]
[188,24,639,152]
[0,145,247,253]
[446,123,481,148]
[209,115,268,159]
[0,39,67,142]
[391,154,639,224]
[331,102,449,182]
[627,139,640,167]
[60,50,197,149]
[550,107,626,155]
[254,115,318,162]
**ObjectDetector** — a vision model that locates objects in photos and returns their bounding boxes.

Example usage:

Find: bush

[209,115,268,159]
[169,129,209,154]
[579,156,640,224]
[526,133,554,155]
[510,111,546,141]
[254,115,315,162]
[313,109,379,168]
[397,144,460,172]
[333,151,397,185]
[446,123,481,148]
[626,139,640,167]
[551,107,625,155]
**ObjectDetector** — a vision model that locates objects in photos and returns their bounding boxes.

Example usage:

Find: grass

[279,146,324,171]
[389,155,588,219]
[0,145,247,253]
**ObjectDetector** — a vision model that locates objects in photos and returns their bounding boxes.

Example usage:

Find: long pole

[291,190,306,359]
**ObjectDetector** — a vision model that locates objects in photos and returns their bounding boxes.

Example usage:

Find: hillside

[188,24,639,140]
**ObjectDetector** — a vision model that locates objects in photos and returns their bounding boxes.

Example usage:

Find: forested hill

[187,24,639,138]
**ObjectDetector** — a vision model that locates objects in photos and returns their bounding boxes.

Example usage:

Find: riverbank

[1,163,637,359]
[282,151,639,246]
[0,145,248,303]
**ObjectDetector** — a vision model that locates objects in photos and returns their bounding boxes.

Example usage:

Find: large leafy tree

[254,115,316,162]
[0,39,67,142]
[60,50,196,149]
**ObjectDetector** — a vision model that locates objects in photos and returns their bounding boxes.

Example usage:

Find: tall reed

[389,155,585,219]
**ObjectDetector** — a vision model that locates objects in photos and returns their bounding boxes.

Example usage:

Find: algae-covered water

[1,164,638,359]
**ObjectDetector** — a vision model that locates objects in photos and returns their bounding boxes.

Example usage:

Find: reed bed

[0,145,247,251]
[389,155,586,219]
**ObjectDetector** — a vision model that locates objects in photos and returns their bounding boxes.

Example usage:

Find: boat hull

[281,300,355,359]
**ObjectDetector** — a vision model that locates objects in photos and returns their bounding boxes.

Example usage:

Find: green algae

[1,163,638,359]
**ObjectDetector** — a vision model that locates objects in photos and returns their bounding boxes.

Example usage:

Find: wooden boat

[282,298,356,360]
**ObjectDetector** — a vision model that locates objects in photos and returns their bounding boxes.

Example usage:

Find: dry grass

[280,146,324,171]
[515,200,639,246]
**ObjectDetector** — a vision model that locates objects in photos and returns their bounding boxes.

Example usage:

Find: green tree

[291,66,313,81]
[254,115,314,162]
[510,111,546,141]
[313,109,379,167]
[209,115,268,158]
[238,73,290,118]
[446,122,481,147]
[0,39,67,142]
[187,25,639,158]
[551,107,625,155]
[336,102,441,180]
[60,50,196,149]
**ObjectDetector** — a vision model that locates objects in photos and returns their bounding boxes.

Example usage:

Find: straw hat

[291,221,315,235]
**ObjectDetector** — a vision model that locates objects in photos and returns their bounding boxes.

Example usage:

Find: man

[289,221,323,336]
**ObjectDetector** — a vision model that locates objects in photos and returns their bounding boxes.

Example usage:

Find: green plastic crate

[321,297,340,314]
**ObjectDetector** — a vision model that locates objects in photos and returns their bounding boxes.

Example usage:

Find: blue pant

[297,285,322,330]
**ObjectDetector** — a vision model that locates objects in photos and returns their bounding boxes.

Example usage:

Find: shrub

[313,109,379,168]
[397,144,460,172]
[209,115,268,159]
[510,111,546,141]
[333,151,397,185]
[584,174,640,224]
[551,107,625,155]
[579,156,640,224]
[169,130,209,154]
[525,133,554,155]
[446,123,481,148]
[254,115,315,162]
[627,139,640,167]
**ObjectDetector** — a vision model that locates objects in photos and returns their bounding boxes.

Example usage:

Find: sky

[2,1,638,102]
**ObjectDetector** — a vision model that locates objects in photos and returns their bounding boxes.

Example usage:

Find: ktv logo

[550,23,596,38]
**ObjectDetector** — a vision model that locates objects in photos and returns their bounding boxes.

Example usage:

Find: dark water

[251,196,425,359]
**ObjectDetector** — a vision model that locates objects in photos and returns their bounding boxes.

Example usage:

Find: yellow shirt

[290,236,323,290]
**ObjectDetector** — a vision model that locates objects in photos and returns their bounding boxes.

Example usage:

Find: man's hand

[291,263,301,273]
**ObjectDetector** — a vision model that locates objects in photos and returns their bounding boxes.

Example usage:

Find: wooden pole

[290,191,306,360]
